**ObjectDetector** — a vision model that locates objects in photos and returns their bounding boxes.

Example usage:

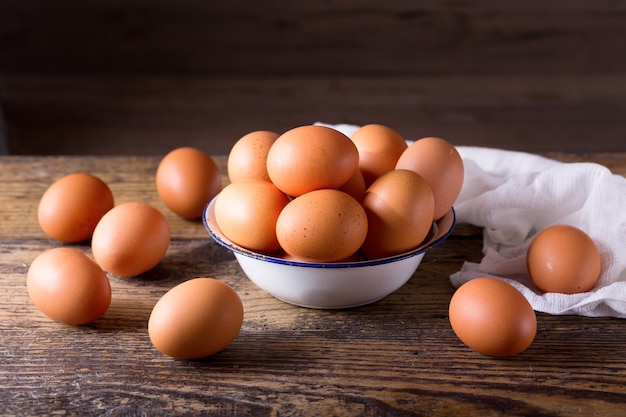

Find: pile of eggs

[217,124,464,262]
[27,147,242,359]
[24,122,604,360]
[26,123,467,360]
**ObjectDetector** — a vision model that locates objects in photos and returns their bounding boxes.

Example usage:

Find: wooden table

[1,154,625,416]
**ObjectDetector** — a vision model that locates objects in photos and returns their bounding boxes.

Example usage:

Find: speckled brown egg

[91,202,170,277]
[276,189,368,262]
[227,130,280,183]
[37,173,114,243]
[156,146,222,220]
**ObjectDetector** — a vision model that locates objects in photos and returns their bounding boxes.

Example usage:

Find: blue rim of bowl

[202,197,456,269]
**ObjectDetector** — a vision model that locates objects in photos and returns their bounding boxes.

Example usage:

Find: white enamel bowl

[203,198,456,309]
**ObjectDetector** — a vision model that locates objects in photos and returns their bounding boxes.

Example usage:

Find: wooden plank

[0,104,8,154]
[2,74,626,155]
[1,0,626,75]
[2,237,626,416]
[1,155,626,416]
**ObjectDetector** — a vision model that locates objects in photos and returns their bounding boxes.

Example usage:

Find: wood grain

[0,106,7,155]
[1,154,625,416]
[2,1,626,154]
[2,2,626,412]
[2,74,626,156]
[1,0,625,76]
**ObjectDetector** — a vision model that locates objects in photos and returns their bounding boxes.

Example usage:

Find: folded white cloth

[317,122,626,318]
[452,147,626,318]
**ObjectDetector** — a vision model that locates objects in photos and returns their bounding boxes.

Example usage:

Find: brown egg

[91,202,170,277]
[360,169,434,259]
[395,137,464,220]
[227,130,280,183]
[37,173,114,243]
[214,180,290,253]
[449,277,537,357]
[148,278,244,359]
[27,247,111,325]
[338,167,367,202]
[350,124,408,186]
[527,225,601,294]
[156,146,222,220]
[276,189,368,262]
[266,125,359,196]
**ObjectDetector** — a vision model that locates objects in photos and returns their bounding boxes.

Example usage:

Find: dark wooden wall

[1,0,625,155]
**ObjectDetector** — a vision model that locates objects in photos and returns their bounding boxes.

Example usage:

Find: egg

[276,189,368,262]
[360,169,434,259]
[27,247,111,325]
[37,173,114,243]
[266,125,359,196]
[395,137,464,220]
[148,278,244,359]
[350,124,408,186]
[214,180,290,253]
[227,130,280,183]
[91,202,170,277]
[527,224,601,294]
[156,146,222,219]
[449,277,537,357]
[338,167,367,202]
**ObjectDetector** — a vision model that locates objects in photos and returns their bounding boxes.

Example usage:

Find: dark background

[1,0,625,155]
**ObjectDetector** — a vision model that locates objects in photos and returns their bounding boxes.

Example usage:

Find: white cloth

[452,147,626,318]
[317,122,626,318]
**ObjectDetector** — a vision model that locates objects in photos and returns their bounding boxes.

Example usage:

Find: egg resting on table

[91,201,170,277]
[148,278,244,359]
[156,146,222,220]
[449,277,537,357]
[27,247,111,325]
[37,172,114,243]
